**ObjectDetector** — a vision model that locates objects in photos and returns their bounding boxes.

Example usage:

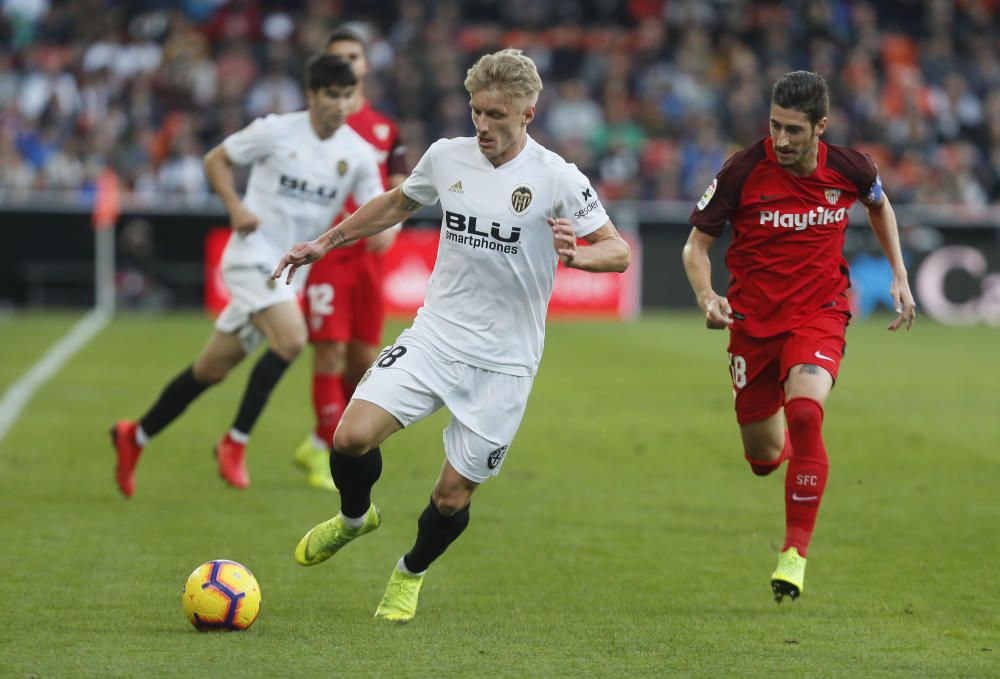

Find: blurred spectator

[18,47,79,122]
[204,0,262,43]
[3,0,49,50]
[545,78,604,144]
[591,93,645,157]
[245,56,304,118]
[42,135,84,189]
[929,72,984,143]
[160,16,218,110]
[0,137,36,195]
[116,217,173,310]
[157,132,207,197]
[0,53,20,106]
[215,39,258,108]
[1,0,1000,207]
[679,115,725,200]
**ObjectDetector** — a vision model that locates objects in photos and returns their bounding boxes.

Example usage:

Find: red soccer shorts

[726,308,850,425]
[304,250,385,346]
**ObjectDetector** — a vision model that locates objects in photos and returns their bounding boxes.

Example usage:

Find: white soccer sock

[397,556,425,576]
[310,433,328,451]
[135,425,149,447]
[228,428,250,444]
[340,512,366,529]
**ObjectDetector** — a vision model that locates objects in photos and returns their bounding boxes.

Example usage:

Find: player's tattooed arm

[327,230,348,249]
[273,187,421,285]
[396,190,423,213]
[798,364,822,375]
[332,186,421,248]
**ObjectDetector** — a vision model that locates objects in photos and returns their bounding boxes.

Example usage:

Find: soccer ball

[182,559,261,631]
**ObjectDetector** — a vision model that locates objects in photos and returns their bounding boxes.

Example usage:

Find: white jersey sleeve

[553,165,608,238]
[223,115,279,165]
[400,141,441,206]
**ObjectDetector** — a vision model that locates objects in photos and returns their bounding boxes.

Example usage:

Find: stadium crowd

[2,0,999,206]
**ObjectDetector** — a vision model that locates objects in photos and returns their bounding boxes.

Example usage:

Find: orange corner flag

[92,168,121,231]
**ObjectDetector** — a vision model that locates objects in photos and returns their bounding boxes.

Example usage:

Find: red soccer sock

[312,373,346,448]
[782,398,829,557]
[745,429,792,476]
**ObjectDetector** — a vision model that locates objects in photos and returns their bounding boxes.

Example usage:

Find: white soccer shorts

[215,263,304,352]
[352,329,533,483]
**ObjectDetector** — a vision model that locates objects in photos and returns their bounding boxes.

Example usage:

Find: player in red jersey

[682,71,917,602]
[294,28,409,490]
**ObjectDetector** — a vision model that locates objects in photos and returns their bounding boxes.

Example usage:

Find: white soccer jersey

[400,135,609,376]
[221,110,383,274]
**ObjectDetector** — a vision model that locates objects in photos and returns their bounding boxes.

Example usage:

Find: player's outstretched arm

[364,170,411,254]
[272,186,422,284]
[549,218,630,272]
[865,194,916,331]
[681,227,732,329]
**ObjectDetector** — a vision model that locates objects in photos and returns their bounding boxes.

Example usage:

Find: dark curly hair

[305,53,357,92]
[771,71,829,126]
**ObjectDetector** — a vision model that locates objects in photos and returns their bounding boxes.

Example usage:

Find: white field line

[0,309,111,442]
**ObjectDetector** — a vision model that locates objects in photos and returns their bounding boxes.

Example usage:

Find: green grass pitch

[0,311,997,677]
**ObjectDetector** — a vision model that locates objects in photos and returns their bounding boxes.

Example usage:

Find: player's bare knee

[331,423,375,457]
[431,492,470,517]
[744,443,783,463]
[271,334,307,362]
[313,342,345,374]
[313,354,341,374]
[191,362,227,385]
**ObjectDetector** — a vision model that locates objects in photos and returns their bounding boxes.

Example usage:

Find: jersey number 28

[376,345,408,368]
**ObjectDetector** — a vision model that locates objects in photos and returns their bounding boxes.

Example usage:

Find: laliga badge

[697,178,717,210]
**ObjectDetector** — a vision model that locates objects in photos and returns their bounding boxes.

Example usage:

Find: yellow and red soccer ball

[182,560,261,631]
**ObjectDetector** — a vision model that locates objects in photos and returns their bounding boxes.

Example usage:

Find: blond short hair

[464,48,543,107]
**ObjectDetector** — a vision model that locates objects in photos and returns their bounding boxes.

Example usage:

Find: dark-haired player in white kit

[294,27,409,492]
[110,55,385,496]
[273,49,631,622]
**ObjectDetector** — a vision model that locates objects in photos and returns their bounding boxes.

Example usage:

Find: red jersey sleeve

[689,140,767,237]
[387,132,408,178]
[825,143,882,206]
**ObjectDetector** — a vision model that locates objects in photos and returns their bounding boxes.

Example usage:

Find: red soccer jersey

[690,137,881,337]
[346,99,406,198]
[327,100,407,258]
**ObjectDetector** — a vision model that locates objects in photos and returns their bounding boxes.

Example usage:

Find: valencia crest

[510,185,533,215]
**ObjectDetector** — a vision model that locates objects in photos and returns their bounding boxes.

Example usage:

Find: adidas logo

[448,180,463,193]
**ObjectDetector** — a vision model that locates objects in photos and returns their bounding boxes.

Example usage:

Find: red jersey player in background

[681,71,916,603]
[295,28,408,490]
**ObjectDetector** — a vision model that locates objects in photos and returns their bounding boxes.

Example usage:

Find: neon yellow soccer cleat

[294,504,381,566]
[293,436,337,492]
[375,567,425,623]
[771,547,807,603]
